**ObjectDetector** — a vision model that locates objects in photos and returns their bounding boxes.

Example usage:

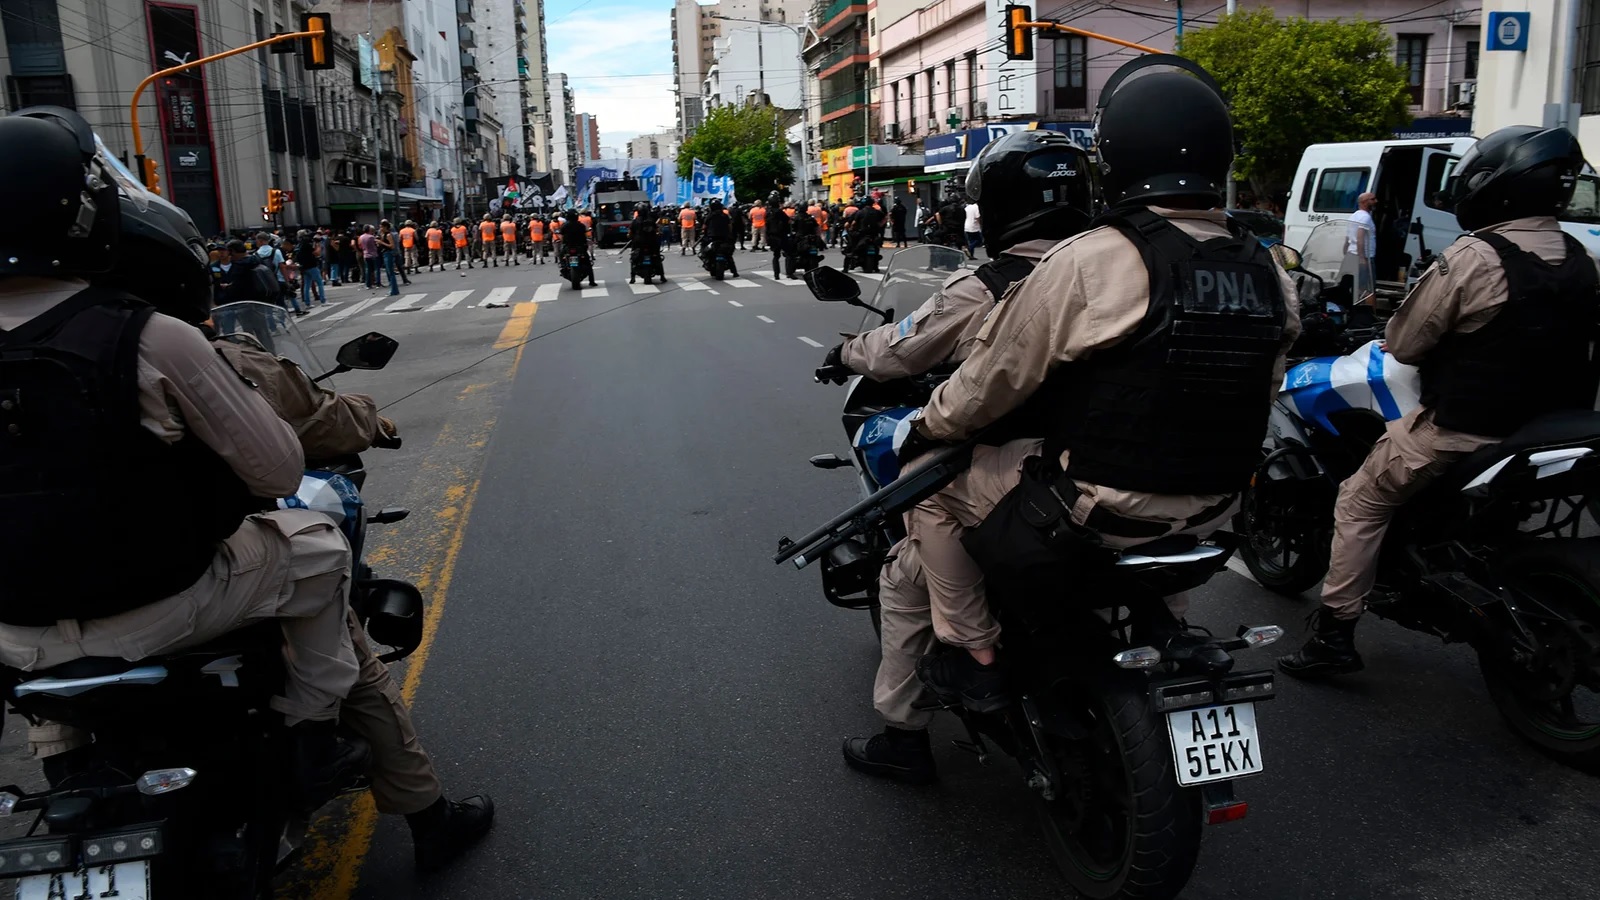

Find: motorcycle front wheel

[1233,476,1330,597]
[1032,679,1202,900]
[1482,537,1600,773]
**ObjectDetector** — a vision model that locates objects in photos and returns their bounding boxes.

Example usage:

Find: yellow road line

[296,304,535,898]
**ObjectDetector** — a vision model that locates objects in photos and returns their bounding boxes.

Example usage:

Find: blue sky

[546,0,679,151]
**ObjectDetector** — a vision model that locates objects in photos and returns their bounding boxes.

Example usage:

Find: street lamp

[711,14,814,199]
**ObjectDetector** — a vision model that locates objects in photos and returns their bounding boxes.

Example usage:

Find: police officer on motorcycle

[0,106,370,810]
[840,58,1301,783]
[842,198,885,272]
[628,201,662,284]
[701,198,739,277]
[1278,125,1600,678]
[559,211,597,286]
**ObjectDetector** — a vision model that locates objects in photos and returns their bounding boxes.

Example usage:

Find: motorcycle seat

[1432,410,1600,495]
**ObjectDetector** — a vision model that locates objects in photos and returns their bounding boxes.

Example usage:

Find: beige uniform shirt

[1382,215,1600,460]
[920,208,1303,521]
[840,238,1057,380]
[212,335,384,459]
[0,278,303,498]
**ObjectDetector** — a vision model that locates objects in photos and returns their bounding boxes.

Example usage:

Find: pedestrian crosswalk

[301,266,867,332]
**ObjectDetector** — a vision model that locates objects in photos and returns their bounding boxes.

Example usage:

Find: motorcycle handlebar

[372,434,403,450]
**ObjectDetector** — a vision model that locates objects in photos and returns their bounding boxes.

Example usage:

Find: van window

[1313,168,1371,213]
[1567,174,1600,224]
[1422,154,1458,210]
[1297,168,1317,212]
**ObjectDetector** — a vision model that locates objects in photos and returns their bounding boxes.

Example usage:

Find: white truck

[1283,137,1600,296]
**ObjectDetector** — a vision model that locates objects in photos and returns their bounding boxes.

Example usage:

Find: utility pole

[1224,0,1238,210]
[368,0,385,223]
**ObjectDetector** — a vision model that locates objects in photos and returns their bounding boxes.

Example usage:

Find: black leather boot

[841,726,937,785]
[1278,607,1364,678]
[408,794,496,872]
[917,647,1010,714]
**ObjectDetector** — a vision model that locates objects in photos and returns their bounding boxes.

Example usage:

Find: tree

[677,104,796,201]
[1181,10,1413,200]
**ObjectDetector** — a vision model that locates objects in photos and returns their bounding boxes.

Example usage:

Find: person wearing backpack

[294,229,326,308]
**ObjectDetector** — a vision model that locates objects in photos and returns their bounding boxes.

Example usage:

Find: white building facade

[1473,0,1598,150]
[549,73,578,183]
[702,23,804,113]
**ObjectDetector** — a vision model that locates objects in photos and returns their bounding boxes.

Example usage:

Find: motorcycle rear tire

[569,272,583,290]
[1481,537,1600,773]
[1232,479,1330,597]
[1033,678,1202,900]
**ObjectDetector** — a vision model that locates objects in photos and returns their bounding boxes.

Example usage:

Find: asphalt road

[7,243,1596,899]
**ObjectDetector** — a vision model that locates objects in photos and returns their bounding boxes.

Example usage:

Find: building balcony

[815,0,866,37]
[460,51,478,73]
[820,88,865,118]
[516,17,527,34]
[457,0,473,21]
[458,26,476,48]
[816,41,867,78]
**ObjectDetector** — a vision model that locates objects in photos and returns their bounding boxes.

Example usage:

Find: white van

[1284,137,1600,288]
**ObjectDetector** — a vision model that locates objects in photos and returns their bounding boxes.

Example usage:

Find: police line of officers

[0,48,1596,874]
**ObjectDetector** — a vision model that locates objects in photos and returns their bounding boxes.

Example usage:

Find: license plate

[1165,702,1263,786]
[15,861,151,900]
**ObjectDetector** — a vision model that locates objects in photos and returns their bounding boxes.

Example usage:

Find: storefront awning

[325,184,440,209]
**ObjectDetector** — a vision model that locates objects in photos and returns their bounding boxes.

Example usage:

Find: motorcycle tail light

[1206,801,1249,825]
[1238,625,1284,648]
[81,826,163,864]
[0,837,73,875]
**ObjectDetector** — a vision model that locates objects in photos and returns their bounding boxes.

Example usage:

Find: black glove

[893,410,937,467]
[823,342,845,370]
[818,342,852,384]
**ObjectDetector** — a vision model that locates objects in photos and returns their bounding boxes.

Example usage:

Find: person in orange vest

[499,215,520,267]
[577,209,594,253]
[809,202,827,232]
[528,215,547,265]
[677,203,697,256]
[475,215,497,267]
[425,221,445,272]
[399,220,419,274]
[749,202,767,252]
[450,218,471,270]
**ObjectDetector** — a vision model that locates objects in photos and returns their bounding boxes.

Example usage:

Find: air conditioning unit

[884,122,901,140]
[971,99,988,119]
[1452,81,1477,108]
[927,118,938,133]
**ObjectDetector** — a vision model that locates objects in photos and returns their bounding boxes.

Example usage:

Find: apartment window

[1397,35,1428,106]
[966,52,978,111]
[907,76,915,131]
[1053,35,1087,109]
[1463,40,1479,80]
[1582,0,1600,112]
[946,60,956,110]
[1,0,67,76]
[924,67,935,124]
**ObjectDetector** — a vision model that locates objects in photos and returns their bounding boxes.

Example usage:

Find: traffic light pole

[129,29,318,193]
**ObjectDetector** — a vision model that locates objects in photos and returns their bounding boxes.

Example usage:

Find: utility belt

[962,453,1235,579]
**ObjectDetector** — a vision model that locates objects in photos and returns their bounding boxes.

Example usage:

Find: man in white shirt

[1347,192,1377,260]
[962,200,982,259]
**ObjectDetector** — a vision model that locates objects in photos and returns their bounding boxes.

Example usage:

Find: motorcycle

[842,233,882,274]
[561,245,593,290]
[788,234,824,276]
[790,248,1283,900]
[630,246,665,285]
[0,302,421,899]
[700,240,734,280]
[1237,226,1600,771]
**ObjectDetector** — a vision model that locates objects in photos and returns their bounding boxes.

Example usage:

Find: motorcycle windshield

[210,301,332,384]
[1295,220,1375,308]
[857,245,973,332]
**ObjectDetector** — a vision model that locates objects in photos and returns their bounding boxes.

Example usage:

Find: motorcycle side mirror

[336,332,400,371]
[1268,244,1302,271]
[804,266,860,304]
[354,578,425,664]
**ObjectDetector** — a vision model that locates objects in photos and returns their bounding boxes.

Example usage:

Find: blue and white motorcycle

[1237,228,1600,771]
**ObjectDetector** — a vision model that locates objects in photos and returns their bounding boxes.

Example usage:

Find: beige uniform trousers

[876,440,1230,728]
[1320,409,1496,619]
[0,509,358,728]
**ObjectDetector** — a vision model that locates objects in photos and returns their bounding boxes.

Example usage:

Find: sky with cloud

[546,0,680,152]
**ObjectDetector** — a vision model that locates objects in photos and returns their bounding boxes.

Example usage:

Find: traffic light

[300,13,335,71]
[1004,5,1034,61]
[262,206,273,222]
[139,157,161,196]
[266,189,284,214]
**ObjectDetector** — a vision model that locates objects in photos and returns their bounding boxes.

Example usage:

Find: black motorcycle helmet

[1094,55,1232,208]
[0,106,119,277]
[97,188,213,324]
[1444,125,1586,231]
[966,129,1096,256]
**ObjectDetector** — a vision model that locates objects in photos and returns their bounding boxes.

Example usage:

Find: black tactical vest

[1420,230,1600,437]
[974,254,1037,305]
[1020,208,1288,495]
[0,288,259,625]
